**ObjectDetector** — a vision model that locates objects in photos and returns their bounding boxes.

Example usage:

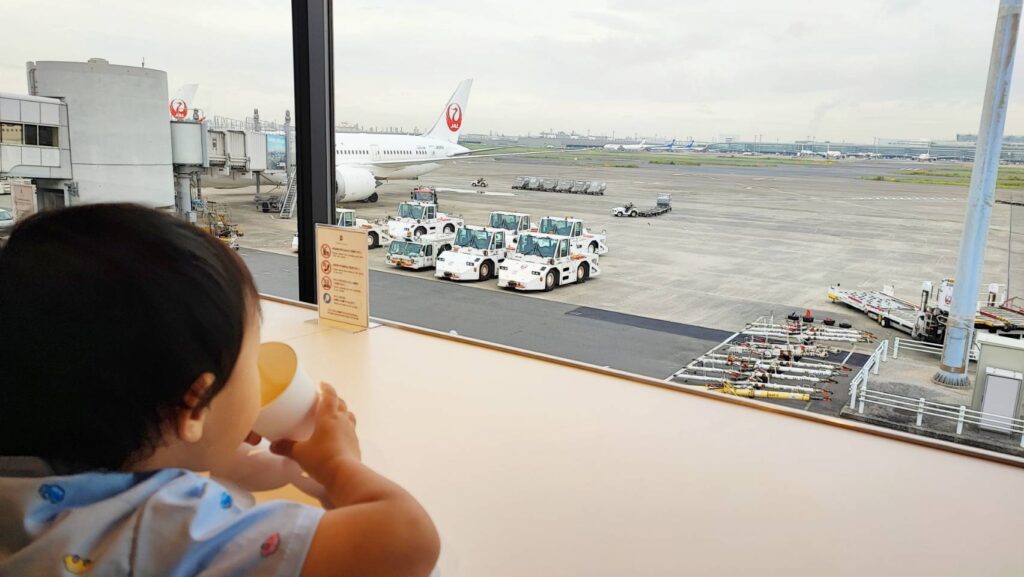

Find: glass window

[425,245,433,256]
[0,209,12,221]
[516,235,558,258]
[455,228,490,249]
[22,124,37,145]
[0,123,22,144]
[559,240,569,258]
[398,203,424,220]
[40,124,57,146]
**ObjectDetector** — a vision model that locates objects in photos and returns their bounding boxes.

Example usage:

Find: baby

[0,204,439,576]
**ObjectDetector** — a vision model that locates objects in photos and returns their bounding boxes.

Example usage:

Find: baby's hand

[269,383,361,486]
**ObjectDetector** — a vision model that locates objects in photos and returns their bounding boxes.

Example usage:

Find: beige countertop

[256,298,1024,577]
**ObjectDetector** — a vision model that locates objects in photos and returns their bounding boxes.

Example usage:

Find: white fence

[892,337,979,361]
[848,346,1024,447]
[846,339,889,399]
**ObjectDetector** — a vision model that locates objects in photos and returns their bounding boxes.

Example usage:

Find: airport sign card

[315,224,369,332]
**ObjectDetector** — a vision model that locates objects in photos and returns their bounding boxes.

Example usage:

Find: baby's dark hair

[0,204,258,472]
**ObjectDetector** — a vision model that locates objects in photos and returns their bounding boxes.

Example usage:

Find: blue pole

[935,0,1022,387]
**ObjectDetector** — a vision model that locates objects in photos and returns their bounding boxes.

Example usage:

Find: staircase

[279,168,298,218]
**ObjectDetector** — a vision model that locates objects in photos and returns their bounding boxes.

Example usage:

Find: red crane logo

[169,98,188,120]
[446,104,462,132]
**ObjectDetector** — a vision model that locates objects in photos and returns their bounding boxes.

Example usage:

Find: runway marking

[843,196,960,202]
[436,187,516,197]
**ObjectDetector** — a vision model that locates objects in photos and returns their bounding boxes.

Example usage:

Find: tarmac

[210,154,1023,332]
[3,153,1020,427]
[207,153,1022,426]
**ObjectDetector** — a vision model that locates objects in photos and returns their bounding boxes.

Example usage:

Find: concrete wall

[28,59,174,207]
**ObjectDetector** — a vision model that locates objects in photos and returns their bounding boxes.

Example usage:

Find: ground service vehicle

[435,226,509,281]
[498,233,600,292]
[488,211,532,248]
[536,216,608,255]
[336,208,388,248]
[385,233,454,270]
[828,279,1022,341]
[254,191,282,213]
[471,177,488,187]
[613,194,672,217]
[410,186,438,205]
[386,201,463,240]
[555,179,574,192]
[511,176,606,195]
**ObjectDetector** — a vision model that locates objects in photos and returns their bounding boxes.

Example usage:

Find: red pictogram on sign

[445,104,462,132]
[169,98,189,120]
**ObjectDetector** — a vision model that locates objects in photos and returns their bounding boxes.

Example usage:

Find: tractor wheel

[630,210,638,217]
[414,226,427,236]
[544,270,557,292]
[588,242,598,254]
[443,224,455,233]
[576,263,588,284]
[367,232,379,249]
[479,260,492,280]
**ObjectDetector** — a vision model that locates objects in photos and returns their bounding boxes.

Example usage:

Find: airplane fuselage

[211,133,471,188]
[332,133,470,179]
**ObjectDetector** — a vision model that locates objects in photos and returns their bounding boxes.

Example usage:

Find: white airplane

[603,140,652,152]
[797,148,842,159]
[189,79,563,203]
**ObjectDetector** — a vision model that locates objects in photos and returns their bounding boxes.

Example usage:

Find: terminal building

[0,59,285,217]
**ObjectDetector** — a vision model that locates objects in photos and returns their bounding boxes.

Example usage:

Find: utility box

[971,333,1024,432]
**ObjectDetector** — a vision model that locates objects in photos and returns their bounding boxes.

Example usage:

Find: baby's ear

[177,373,216,443]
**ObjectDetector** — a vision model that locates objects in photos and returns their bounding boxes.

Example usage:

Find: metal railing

[849,380,1024,447]
[847,340,889,409]
[892,337,979,361]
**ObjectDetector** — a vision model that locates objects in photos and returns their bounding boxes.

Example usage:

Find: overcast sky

[3,0,1024,142]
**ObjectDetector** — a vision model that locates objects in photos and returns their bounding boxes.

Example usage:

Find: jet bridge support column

[935,0,1022,388]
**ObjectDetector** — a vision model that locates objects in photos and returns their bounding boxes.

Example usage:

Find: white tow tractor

[498,232,600,292]
[435,226,509,281]
[384,233,454,270]
[386,201,463,241]
[535,216,608,255]
[336,208,388,249]
[487,211,532,248]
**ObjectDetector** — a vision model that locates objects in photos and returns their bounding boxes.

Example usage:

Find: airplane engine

[335,167,379,203]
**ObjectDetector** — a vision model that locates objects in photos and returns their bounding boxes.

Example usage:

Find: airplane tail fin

[424,79,473,143]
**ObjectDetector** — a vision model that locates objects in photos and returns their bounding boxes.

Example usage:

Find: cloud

[0,0,1019,141]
